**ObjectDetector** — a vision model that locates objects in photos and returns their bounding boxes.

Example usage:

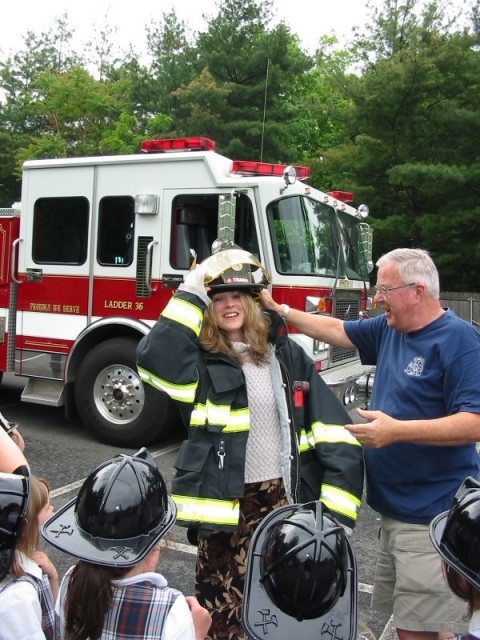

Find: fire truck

[0,137,375,446]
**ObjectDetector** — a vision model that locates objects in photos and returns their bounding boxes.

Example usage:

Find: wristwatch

[281,304,290,319]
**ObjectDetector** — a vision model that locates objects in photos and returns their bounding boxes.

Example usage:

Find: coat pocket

[207,364,244,394]
[173,440,213,496]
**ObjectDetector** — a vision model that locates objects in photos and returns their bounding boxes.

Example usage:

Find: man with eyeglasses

[259,247,480,640]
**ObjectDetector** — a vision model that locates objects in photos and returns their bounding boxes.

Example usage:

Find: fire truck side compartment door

[17,165,94,379]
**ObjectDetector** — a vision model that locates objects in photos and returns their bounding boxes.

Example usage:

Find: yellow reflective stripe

[161,297,203,336]
[137,366,197,403]
[172,495,240,526]
[297,428,314,453]
[320,484,361,522]
[223,408,250,432]
[190,404,207,425]
[312,422,361,446]
[190,402,250,432]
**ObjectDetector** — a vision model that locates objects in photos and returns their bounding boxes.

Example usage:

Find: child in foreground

[430,476,480,639]
[41,447,211,640]
[0,472,57,639]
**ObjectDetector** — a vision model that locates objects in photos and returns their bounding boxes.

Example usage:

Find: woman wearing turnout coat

[137,248,364,640]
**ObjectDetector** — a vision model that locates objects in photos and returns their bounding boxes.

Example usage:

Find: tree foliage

[322,0,480,288]
[191,0,313,159]
[0,0,479,288]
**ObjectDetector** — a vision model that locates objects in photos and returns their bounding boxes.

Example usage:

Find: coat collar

[265,310,288,349]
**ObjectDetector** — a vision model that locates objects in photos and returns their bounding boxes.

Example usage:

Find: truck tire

[74,337,173,447]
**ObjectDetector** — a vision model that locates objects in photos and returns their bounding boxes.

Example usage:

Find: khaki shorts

[372,516,469,633]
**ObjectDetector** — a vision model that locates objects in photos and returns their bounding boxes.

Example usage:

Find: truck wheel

[74,337,173,447]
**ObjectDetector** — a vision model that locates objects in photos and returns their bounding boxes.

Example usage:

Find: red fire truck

[0,137,375,446]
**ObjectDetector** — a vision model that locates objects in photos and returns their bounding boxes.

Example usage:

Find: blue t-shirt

[345,309,480,523]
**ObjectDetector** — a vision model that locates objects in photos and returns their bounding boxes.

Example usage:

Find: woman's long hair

[200,291,270,365]
[10,476,49,577]
[64,561,129,640]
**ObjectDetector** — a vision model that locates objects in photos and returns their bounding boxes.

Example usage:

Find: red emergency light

[140,137,217,152]
[327,191,354,203]
[231,160,311,180]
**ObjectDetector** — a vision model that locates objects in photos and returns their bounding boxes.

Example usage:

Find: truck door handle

[145,240,159,293]
[11,238,23,284]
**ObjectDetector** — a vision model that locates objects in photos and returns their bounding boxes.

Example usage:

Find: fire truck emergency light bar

[327,191,354,203]
[231,160,311,180]
[140,137,312,181]
[141,137,217,152]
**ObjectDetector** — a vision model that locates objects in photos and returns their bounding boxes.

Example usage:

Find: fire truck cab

[0,137,375,446]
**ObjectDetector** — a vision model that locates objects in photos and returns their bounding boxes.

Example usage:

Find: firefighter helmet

[41,448,176,567]
[429,475,480,591]
[242,501,357,640]
[0,466,30,580]
[201,247,271,295]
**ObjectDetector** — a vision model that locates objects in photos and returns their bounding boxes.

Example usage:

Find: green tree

[325,0,480,289]
[14,65,155,164]
[172,68,231,140]
[146,9,199,116]
[291,37,358,192]
[185,0,313,161]
[0,17,81,135]
[0,17,83,201]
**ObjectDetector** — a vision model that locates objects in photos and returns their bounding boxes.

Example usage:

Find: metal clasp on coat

[217,440,225,470]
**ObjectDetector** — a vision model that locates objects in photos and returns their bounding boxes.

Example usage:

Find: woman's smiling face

[211,290,246,341]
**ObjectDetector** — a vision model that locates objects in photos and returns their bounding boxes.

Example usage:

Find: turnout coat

[137,287,364,533]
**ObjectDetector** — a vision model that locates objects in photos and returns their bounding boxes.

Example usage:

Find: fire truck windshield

[337,209,371,280]
[267,195,369,280]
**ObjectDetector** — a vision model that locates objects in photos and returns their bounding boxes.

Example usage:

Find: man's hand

[258,288,282,314]
[185,596,212,640]
[345,408,400,448]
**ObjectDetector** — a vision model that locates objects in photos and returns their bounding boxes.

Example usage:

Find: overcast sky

[0,0,472,63]
[0,0,385,59]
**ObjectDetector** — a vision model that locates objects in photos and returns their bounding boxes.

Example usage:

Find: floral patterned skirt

[195,478,288,640]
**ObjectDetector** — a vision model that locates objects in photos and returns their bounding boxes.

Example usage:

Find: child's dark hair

[65,561,129,640]
[444,562,476,620]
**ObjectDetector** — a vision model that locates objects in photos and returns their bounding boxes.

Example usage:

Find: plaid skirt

[195,478,288,640]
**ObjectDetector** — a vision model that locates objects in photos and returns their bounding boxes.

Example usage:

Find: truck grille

[331,295,360,364]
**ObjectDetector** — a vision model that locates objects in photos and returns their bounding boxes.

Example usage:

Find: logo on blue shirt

[404,357,425,377]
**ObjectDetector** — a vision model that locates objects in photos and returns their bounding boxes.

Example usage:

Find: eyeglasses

[374,283,416,298]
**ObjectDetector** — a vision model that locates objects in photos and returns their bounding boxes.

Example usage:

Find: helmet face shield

[242,502,357,640]
[41,448,176,567]
[429,475,480,591]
